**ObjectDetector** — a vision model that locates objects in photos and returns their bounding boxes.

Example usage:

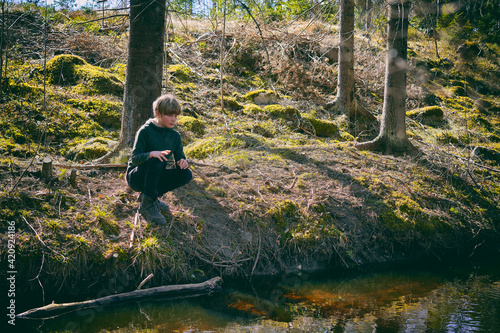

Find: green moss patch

[301,113,339,137]
[65,137,116,161]
[216,96,243,111]
[67,98,122,128]
[265,104,299,120]
[242,104,265,116]
[243,89,279,105]
[46,54,86,85]
[185,136,245,159]
[167,64,194,82]
[177,116,205,136]
[407,106,445,126]
[46,54,123,96]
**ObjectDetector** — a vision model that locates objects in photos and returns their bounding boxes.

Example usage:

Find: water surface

[17,258,500,332]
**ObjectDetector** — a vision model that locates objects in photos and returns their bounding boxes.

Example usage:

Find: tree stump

[41,157,52,182]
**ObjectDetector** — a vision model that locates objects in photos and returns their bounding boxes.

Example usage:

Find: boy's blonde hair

[153,94,181,116]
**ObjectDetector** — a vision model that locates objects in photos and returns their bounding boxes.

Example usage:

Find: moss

[92,205,120,235]
[407,106,444,126]
[393,193,422,215]
[436,132,459,144]
[167,64,193,82]
[340,131,355,142]
[267,200,302,230]
[250,121,277,138]
[443,97,475,114]
[67,98,122,128]
[301,113,339,137]
[265,104,299,120]
[177,116,205,136]
[66,137,116,161]
[407,106,443,118]
[296,172,314,189]
[488,134,500,143]
[45,54,123,96]
[217,96,243,111]
[206,184,227,197]
[73,64,124,96]
[242,104,264,116]
[185,136,244,159]
[450,85,469,97]
[46,54,86,85]
[243,89,279,105]
[0,138,32,157]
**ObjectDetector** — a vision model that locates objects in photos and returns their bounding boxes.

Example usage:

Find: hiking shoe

[156,199,170,213]
[138,194,170,213]
[139,194,166,225]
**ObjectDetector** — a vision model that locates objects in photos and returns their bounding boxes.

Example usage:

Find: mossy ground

[0,5,499,308]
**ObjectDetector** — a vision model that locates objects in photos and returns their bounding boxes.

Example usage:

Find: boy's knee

[146,158,166,171]
[182,168,193,184]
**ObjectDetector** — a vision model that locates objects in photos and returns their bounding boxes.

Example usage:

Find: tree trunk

[336,0,357,117]
[0,1,4,91]
[120,0,166,149]
[366,0,373,31]
[356,0,416,155]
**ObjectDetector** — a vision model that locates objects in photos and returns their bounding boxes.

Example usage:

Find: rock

[457,43,481,62]
[322,46,339,63]
[66,137,117,161]
[473,146,500,165]
[406,106,444,127]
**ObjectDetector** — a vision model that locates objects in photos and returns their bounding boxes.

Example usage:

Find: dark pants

[126,158,192,200]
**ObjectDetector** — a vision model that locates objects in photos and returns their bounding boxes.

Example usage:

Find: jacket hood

[145,118,175,133]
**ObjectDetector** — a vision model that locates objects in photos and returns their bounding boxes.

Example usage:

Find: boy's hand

[149,150,171,161]
[177,159,189,169]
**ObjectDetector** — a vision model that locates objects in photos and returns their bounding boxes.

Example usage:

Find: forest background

[0,0,499,312]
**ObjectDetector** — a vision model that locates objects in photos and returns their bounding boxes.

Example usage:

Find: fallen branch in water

[16,277,222,320]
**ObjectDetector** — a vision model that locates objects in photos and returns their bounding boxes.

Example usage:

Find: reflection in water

[18,260,500,332]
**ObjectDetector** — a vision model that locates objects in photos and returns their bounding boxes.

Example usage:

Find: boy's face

[156,113,178,128]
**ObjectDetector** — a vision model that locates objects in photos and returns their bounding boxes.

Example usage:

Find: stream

[15,257,500,332]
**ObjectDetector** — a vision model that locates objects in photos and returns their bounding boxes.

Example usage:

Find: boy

[126,94,192,225]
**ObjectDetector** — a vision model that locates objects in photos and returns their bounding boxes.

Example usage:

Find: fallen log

[16,277,222,320]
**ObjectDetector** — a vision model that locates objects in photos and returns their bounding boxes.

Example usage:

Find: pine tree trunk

[336,0,357,117]
[120,0,166,148]
[356,0,416,155]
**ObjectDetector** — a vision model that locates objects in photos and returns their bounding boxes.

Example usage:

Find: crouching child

[126,94,192,225]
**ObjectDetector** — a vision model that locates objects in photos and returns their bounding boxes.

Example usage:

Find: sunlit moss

[185,136,245,159]
[73,64,124,96]
[243,89,279,105]
[177,115,205,136]
[67,98,122,128]
[267,200,302,230]
[65,137,115,161]
[167,64,193,81]
[301,113,339,137]
[266,104,299,120]
[46,54,86,85]
[216,96,243,111]
[243,103,264,116]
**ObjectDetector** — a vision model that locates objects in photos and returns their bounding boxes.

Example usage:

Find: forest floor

[1,6,500,307]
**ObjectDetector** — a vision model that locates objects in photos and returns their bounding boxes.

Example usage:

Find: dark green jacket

[128,119,186,170]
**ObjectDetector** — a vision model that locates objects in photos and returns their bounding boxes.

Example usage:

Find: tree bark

[336,0,357,118]
[366,0,373,31]
[356,0,416,155]
[120,0,166,149]
[16,277,222,320]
